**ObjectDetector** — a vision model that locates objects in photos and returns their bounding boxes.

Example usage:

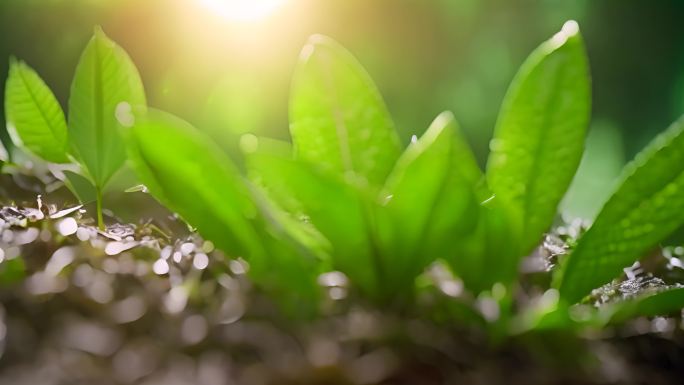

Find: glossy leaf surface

[487,21,590,253]
[290,35,401,188]
[557,117,684,303]
[69,27,146,188]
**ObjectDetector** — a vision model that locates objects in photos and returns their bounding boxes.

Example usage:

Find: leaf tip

[434,111,456,127]
[8,55,18,68]
[93,25,106,37]
[549,20,582,48]
[299,34,339,62]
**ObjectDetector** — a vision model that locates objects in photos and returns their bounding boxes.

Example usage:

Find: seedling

[4,26,146,229]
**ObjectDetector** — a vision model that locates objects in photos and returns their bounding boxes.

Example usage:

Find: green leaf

[448,198,522,293]
[290,34,402,188]
[556,116,684,303]
[127,109,263,258]
[68,26,146,189]
[600,287,684,324]
[381,112,480,285]
[127,109,320,315]
[246,149,381,297]
[63,170,98,204]
[4,58,69,163]
[486,21,591,253]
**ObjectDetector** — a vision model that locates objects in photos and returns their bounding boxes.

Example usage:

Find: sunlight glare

[199,0,287,22]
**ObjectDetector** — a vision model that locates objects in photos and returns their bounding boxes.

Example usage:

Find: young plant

[4,27,146,229]
[117,20,684,325]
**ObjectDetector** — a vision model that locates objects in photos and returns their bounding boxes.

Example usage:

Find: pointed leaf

[68,27,146,189]
[127,110,262,258]
[381,112,480,284]
[487,21,591,253]
[290,35,402,187]
[5,58,69,163]
[126,110,320,315]
[247,149,382,297]
[556,116,684,303]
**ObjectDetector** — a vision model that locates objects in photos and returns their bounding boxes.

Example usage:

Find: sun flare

[199,0,287,22]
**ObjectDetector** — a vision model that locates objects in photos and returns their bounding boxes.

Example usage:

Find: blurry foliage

[1,0,684,166]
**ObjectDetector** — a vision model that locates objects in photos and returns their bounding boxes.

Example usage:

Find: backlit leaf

[381,112,480,286]
[5,58,69,163]
[68,26,146,189]
[247,149,380,296]
[290,35,402,188]
[486,21,590,253]
[127,109,320,315]
[556,116,684,303]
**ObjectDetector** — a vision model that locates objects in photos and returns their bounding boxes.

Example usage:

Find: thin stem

[96,187,104,231]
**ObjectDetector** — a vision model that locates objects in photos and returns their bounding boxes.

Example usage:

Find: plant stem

[96,187,104,231]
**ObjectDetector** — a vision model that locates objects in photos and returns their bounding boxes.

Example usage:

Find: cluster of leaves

[4,22,684,332]
[3,27,145,229]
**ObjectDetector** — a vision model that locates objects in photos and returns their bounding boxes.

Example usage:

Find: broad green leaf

[5,58,69,163]
[556,116,684,303]
[127,110,320,315]
[600,287,684,324]
[241,135,332,261]
[290,34,402,188]
[127,109,263,258]
[448,199,522,293]
[486,21,590,253]
[68,26,146,189]
[247,149,382,297]
[381,112,480,285]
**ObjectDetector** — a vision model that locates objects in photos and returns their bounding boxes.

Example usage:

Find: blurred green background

[1,0,684,219]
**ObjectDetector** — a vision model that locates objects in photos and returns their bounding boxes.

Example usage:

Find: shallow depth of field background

[1,0,684,219]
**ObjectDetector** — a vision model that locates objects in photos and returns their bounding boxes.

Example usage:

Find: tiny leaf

[5,58,69,163]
